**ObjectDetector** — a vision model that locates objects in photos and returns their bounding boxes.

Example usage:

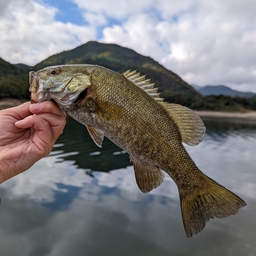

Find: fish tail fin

[179,175,246,238]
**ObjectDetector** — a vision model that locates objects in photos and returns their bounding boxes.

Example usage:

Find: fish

[29,64,246,237]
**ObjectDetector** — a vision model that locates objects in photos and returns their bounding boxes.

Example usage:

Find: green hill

[2,41,256,112]
[1,41,200,100]
[0,58,29,99]
[32,41,199,96]
[15,63,32,71]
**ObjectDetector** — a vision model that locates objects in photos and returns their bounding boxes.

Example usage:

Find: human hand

[0,101,66,183]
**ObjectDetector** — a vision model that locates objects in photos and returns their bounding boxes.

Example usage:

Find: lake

[0,116,255,256]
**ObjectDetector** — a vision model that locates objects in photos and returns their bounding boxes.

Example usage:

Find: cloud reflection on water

[0,117,255,255]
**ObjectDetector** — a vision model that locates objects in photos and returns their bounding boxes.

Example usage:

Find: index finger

[29,101,65,117]
[0,102,32,120]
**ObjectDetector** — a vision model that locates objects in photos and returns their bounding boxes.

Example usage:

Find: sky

[0,0,256,92]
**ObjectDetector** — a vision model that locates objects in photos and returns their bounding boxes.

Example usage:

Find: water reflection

[54,117,131,173]
[203,117,256,142]
[54,116,256,179]
[0,117,255,256]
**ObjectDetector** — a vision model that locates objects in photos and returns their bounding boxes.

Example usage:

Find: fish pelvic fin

[131,157,164,193]
[179,176,246,238]
[86,125,104,148]
[162,103,206,146]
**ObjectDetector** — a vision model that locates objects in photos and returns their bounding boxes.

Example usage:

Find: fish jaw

[29,71,90,110]
[29,71,52,103]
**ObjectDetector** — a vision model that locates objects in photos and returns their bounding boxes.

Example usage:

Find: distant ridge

[0,57,29,98]
[15,63,32,71]
[1,41,200,99]
[32,41,200,96]
[193,85,256,98]
[1,44,256,111]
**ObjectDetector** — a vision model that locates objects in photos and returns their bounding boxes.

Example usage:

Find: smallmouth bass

[29,64,246,237]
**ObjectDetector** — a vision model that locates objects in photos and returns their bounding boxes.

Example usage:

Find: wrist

[0,161,6,184]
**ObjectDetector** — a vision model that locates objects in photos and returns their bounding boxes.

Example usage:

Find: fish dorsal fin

[162,103,206,146]
[123,70,164,102]
[130,157,164,193]
[86,125,104,148]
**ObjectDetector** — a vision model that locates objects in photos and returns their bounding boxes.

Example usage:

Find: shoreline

[196,110,256,120]
[0,98,27,110]
[1,98,256,120]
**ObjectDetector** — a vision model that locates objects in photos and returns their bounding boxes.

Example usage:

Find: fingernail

[30,103,42,112]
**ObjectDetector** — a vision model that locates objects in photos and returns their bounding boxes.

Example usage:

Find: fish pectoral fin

[131,157,164,193]
[162,103,206,146]
[86,125,104,148]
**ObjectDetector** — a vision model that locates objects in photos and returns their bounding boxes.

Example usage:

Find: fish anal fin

[86,125,104,148]
[179,176,246,237]
[131,157,164,193]
[163,103,206,146]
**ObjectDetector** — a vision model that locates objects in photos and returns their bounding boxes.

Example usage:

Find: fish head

[29,65,91,110]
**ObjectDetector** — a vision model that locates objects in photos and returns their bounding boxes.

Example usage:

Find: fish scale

[29,64,246,238]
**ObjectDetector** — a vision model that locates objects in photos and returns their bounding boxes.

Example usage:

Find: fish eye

[50,68,60,75]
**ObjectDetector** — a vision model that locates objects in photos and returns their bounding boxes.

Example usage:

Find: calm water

[0,116,255,256]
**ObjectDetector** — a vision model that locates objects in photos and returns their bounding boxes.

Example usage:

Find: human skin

[0,101,66,183]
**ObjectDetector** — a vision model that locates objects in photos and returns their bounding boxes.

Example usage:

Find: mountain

[2,42,256,111]
[0,41,200,100]
[0,58,29,99]
[193,85,256,98]
[15,63,32,71]
[32,41,199,96]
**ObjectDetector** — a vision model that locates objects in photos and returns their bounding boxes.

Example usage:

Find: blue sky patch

[42,0,85,25]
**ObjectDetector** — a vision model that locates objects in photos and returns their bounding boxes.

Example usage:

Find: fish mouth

[29,71,89,109]
[29,71,51,103]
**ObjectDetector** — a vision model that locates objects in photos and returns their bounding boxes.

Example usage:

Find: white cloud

[0,0,95,65]
[0,0,256,91]
[98,0,256,92]
[102,13,167,61]
[84,13,107,26]
[72,0,155,20]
